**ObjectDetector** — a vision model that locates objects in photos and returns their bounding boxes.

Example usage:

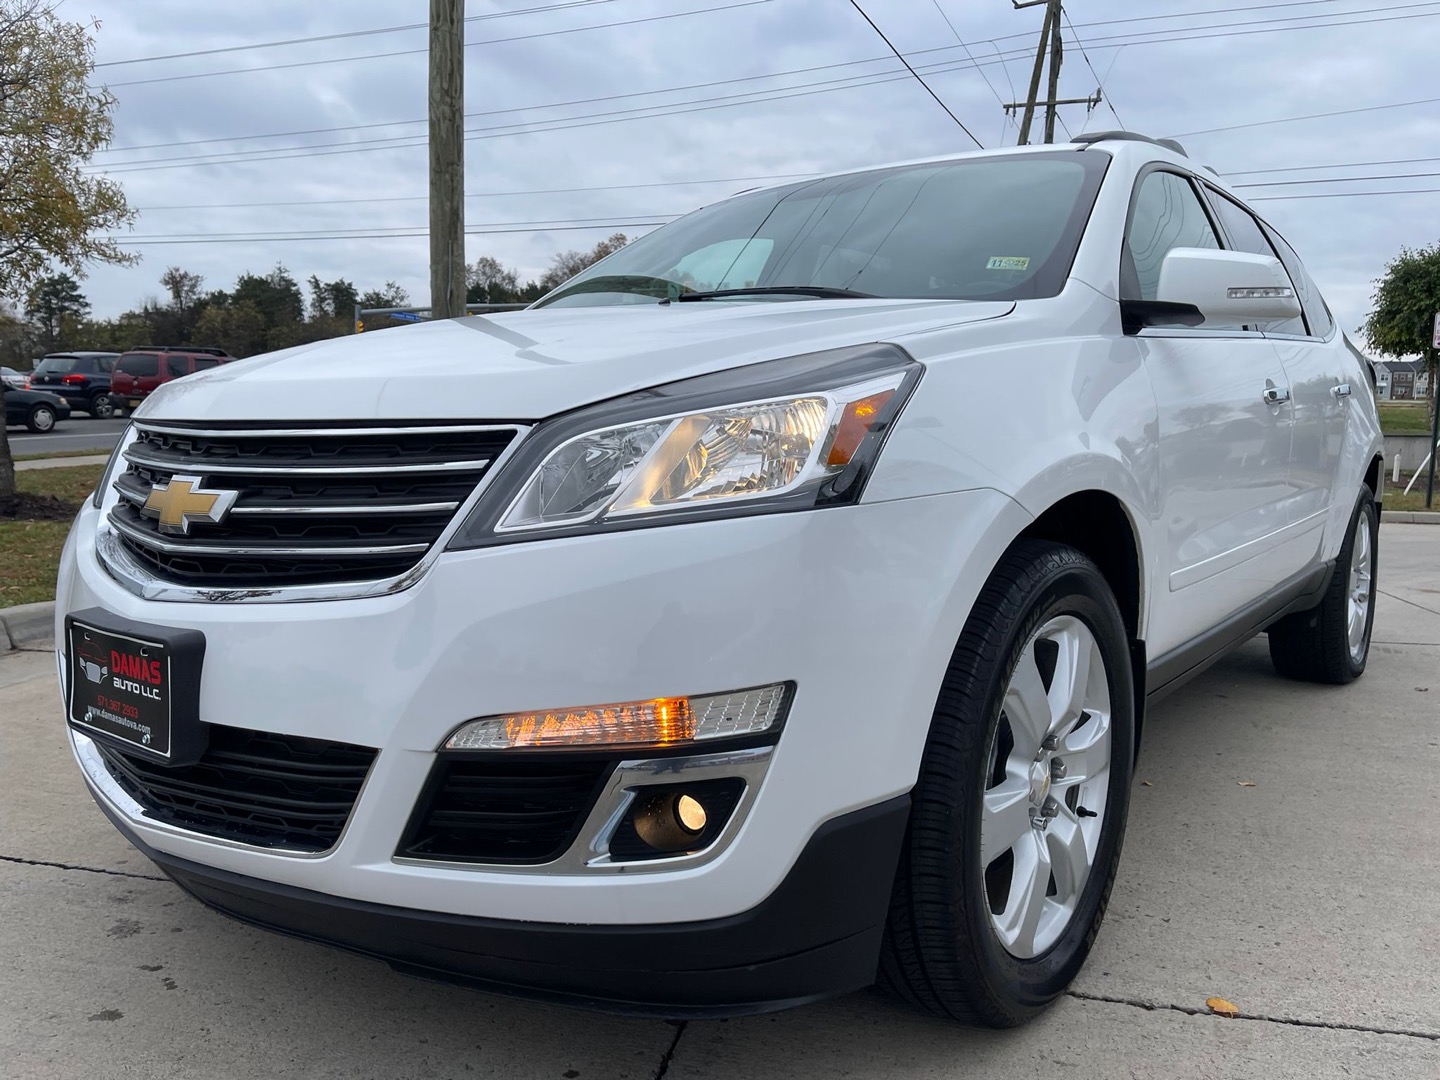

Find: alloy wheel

[981,615,1113,959]
[1347,515,1373,663]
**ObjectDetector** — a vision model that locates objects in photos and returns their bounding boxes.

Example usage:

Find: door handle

[1262,386,1291,405]
[1331,383,1353,399]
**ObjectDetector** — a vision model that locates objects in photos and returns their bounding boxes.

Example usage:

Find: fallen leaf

[1416,687,1430,693]
[1141,780,1153,787]
[1206,997,1240,1018]
[1237,780,1257,787]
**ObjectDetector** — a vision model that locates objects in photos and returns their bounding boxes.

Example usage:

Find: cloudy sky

[71,0,1440,341]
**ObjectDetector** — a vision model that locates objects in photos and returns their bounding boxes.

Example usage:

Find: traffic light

[355,320,364,334]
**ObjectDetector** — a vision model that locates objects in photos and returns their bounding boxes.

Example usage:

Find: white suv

[56,133,1382,1026]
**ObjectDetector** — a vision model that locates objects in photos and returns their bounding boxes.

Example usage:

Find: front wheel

[881,541,1135,1026]
[1268,490,1378,684]
[26,404,57,433]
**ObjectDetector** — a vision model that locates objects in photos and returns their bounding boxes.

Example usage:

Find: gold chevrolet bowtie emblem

[141,475,238,535]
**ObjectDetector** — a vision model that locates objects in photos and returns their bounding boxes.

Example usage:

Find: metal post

[1427,346,1439,508]
[429,0,465,320]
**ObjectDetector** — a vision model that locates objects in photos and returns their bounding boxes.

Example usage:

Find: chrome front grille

[105,421,521,590]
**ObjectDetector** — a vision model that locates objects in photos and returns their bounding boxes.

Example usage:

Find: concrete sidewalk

[13,453,109,471]
[2,526,1437,1078]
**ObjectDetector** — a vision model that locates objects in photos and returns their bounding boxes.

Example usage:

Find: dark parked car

[110,346,234,412]
[27,351,121,418]
[2,384,72,432]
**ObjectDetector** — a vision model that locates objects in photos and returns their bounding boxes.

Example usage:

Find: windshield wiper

[674,286,876,302]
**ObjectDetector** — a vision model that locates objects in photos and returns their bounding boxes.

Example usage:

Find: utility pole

[1005,0,1101,144]
[429,0,465,320]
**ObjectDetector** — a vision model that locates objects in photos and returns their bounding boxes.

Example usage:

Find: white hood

[142,298,1013,422]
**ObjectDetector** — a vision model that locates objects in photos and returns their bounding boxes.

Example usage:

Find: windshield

[536,151,1108,308]
[34,357,78,374]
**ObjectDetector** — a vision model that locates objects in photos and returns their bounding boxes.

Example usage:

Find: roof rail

[127,345,231,357]
[1070,130,1189,158]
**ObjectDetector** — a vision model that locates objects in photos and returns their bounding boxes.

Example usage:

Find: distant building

[1373,362,1393,401]
[1385,358,1432,402]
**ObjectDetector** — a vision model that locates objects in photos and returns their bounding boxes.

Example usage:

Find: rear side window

[164,357,191,376]
[192,358,220,371]
[1261,226,1334,339]
[1204,192,1308,337]
[98,357,116,373]
[117,355,160,377]
[1123,171,1219,301]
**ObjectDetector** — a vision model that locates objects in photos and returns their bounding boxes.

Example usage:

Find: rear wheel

[26,403,57,433]
[881,541,1135,1026]
[88,392,115,419]
[1267,490,1378,684]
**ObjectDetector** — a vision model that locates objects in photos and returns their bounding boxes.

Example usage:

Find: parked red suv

[111,347,235,413]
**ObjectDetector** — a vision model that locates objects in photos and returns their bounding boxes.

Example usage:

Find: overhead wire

[846,0,984,147]
[1061,7,1125,132]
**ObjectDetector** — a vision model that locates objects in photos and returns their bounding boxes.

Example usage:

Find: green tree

[193,301,267,358]
[233,264,303,330]
[25,273,90,353]
[1,1,135,505]
[160,266,204,316]
[308,275,358,320]
[1363,240,1440,416]
[466,256,521,305]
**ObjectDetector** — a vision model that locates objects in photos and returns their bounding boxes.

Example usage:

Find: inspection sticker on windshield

[986,256,1030,271]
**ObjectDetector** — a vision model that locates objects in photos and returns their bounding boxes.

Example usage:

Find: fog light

[444,683,789,750]
[675,794,707,834]
[607,778,746,861]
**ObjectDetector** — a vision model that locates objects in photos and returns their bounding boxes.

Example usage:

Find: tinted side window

[192,358,219,371]
[99,357,116,373]
[1124,171,1219,302]
[1205,192,1307,336]
[1261,226,1334,339]
[163,358,190,376]
[117,355,159,377]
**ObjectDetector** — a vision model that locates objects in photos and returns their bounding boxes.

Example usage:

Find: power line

[131,174,813,212]
[1171,94,1440,137]
[846,0,984,148]
[1249,188,1440,201]
[113,222,675,247]
[103,0,774,88]
[1226,155,1440,176]
[1061,8,1124,131]
[123,214,685,240]
[929,0,1009,114]
[95,1,620,67]
[1232,170,1440,188]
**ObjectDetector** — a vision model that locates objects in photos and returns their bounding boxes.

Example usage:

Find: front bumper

[58,486,1027,932]
[96,789,909,1016]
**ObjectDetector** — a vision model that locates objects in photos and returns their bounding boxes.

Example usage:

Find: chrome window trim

[97,423,532,604]
[392,745,775,876]
[1135,327,1267,340]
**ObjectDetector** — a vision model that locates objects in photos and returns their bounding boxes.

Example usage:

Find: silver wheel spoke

[1346,516,1374,662]
[1048,620,1095,734]
[995,830,1051,956]
[981,783,1033,867]
[1057,712,1112,786]
[1047,806,1092,901]
[1004,648,1052,752]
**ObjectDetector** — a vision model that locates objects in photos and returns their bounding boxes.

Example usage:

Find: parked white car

[0,366,27,390]
[56,132,1382,1026]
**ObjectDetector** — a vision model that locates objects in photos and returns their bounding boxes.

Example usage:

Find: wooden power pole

[429,0,465,320]
[1006,0,1100,144]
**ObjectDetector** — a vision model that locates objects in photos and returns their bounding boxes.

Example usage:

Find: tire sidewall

[90,393,114,419]
[962,563,1135,1010]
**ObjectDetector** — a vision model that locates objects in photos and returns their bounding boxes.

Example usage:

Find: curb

[1,601,55,650]
[1381,510,1440,525]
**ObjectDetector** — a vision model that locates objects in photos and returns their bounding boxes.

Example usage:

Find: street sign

[390,311,425,323]
[1433,311,1440,350]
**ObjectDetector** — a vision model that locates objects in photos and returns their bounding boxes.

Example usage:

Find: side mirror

[1156,248,1303,325]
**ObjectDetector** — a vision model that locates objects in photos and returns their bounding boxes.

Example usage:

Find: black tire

[880,540,1135,1027]
[1267,490,1378,685]
[26,404,57,433]
[88,392,115,419]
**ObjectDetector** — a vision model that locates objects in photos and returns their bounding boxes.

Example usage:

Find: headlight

[450,344,920,547]
[91,424,136,510]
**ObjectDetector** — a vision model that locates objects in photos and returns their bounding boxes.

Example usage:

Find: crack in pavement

[1066,990,1439,1042]
[0,854,167,882]
[651,1021,687,1080]
[1378,589,1440,619]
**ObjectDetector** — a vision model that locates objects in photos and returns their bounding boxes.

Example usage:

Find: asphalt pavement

[2,526,1437,1079]
[7,416,128,456]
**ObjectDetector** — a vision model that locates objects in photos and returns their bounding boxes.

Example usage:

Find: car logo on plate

[141,474,238,535]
